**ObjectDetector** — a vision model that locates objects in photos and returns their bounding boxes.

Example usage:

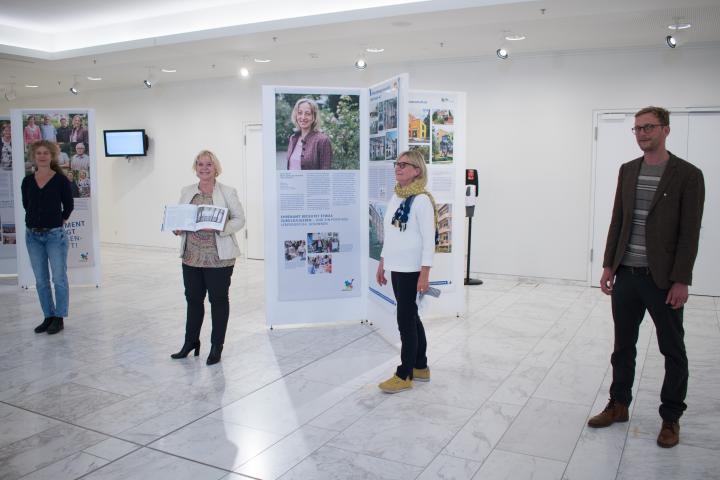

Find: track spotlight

[4,88,16,101]
[354,57,367,70]
[143,67,155,88]
[665,35,677,48]
[69,83,79,95]
[496,48,509,59]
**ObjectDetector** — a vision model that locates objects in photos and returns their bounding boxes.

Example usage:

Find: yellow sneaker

[378,375,412,393]
[412,367,430,382]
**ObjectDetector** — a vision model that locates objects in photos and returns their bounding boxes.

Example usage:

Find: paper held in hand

[162,204,228,232]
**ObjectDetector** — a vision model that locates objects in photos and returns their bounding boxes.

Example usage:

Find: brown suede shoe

[657,420,680,448]
[587,399,629,428]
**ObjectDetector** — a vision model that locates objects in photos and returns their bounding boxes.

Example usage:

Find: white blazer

[178,182,246,260]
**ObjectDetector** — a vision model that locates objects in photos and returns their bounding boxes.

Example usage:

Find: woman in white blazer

[171,150,245,365]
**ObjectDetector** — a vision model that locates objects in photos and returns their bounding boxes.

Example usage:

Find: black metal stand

[464,215,483,286]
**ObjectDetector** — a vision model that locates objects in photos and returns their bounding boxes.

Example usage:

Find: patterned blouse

[182,192,235,268]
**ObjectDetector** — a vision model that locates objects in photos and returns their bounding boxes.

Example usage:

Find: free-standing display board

[263,87,368,326]
[11,109,102,288]
[368,89,466,329]
[0,116,16,274]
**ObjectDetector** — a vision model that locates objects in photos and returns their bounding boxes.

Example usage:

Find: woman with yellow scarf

[376,150,438,393]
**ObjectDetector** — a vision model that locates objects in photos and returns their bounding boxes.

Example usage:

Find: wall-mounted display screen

[103,129,147,157]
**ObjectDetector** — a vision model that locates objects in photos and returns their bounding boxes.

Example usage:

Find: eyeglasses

[631,123,667,134]
[393,161,416,169]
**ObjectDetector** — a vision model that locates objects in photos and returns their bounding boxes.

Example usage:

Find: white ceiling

[1,0,719,99]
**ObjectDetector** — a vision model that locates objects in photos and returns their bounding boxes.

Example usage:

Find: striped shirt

[621,161,667,267]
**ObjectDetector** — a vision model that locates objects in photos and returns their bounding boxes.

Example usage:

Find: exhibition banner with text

[11,109,102,288]
[368,89,466,325]
[0,116,16,274]
[263,87,368,326]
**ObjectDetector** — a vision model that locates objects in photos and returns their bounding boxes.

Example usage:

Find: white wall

[3,45,719,281]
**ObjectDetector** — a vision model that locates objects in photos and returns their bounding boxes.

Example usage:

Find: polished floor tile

[0,244,718,479]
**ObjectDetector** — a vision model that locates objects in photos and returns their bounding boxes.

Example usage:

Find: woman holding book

[375,149,438,393]
[171,150,245,365]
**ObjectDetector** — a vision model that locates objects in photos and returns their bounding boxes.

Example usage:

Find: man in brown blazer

[587,106,705,448]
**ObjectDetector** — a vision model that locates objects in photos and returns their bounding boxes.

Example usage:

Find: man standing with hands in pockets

[588,106,705,448]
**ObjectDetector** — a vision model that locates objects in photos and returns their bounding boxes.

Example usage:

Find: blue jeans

[26,227,70,318]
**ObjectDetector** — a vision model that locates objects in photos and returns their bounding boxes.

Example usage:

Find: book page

[161,204,198,231]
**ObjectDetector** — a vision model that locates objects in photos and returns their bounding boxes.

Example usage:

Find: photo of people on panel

[22,113,92,197]
[275,93,360,170]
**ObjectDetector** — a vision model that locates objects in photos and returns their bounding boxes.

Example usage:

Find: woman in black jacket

[21,140,74,334]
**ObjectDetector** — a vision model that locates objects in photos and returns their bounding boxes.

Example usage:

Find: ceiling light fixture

[87,76,102,81]
[69,76,79,95]
[4,84,17,101]
[25,84,39,88]
[665,35,677,48]
[496,48,509,59]
[505,33,526,41]
[239,67,250,78]
[253,58,271,63]
[354,57,367,70]
[161,68,177,73]
[668,22,691,30]
[366,47,385,53]
[143,67,154,88]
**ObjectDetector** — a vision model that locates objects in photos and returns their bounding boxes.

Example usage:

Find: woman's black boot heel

[206,344,223,365]
[170,341,200,359]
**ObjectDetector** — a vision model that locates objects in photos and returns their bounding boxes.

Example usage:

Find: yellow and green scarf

[393,179,438,232]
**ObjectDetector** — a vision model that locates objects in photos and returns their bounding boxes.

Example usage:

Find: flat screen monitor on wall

[103,129,148,157]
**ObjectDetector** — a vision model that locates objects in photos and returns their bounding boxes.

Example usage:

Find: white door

[590,112,720,295]
[244,124,264,259]
[686,112,720,296]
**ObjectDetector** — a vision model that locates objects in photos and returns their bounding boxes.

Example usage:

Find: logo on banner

[342,279,354,291]
[79,252,90,263]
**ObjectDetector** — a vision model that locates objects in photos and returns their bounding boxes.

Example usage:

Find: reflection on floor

[1,244,719,479]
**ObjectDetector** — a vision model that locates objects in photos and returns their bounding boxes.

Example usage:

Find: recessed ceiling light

[668,23,692,30]
[366,47,385,53]
[86,76,102,81]
[253,58,271,63]
[505,34,526,41]
[354,58,367,70]
[161,68,177,73]
[239,67,250,77]
[25,84,39,88]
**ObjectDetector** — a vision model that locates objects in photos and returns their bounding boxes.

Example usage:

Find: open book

[161,204,228,232]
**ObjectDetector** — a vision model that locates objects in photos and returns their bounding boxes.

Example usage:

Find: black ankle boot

[206,344,223,365]
[47,317,64,334]
[34,317,54,333]
[170,340,200,359]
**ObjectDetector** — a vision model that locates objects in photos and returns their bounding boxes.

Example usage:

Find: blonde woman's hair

[397,149,428,182]
[291,98,321,132]
[192,150,222,177]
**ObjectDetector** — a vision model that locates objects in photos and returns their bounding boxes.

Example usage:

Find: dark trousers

[391,271,428,380]
[610,266,688,422]
[182,264,234,346]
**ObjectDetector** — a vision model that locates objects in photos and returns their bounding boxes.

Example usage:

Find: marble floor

[1,244,719,480]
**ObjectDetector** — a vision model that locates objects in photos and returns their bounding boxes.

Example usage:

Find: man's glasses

[393,161,415,169]
[631,124,667,135]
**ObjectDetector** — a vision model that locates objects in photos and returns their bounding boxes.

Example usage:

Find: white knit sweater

[380,193,435,272]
